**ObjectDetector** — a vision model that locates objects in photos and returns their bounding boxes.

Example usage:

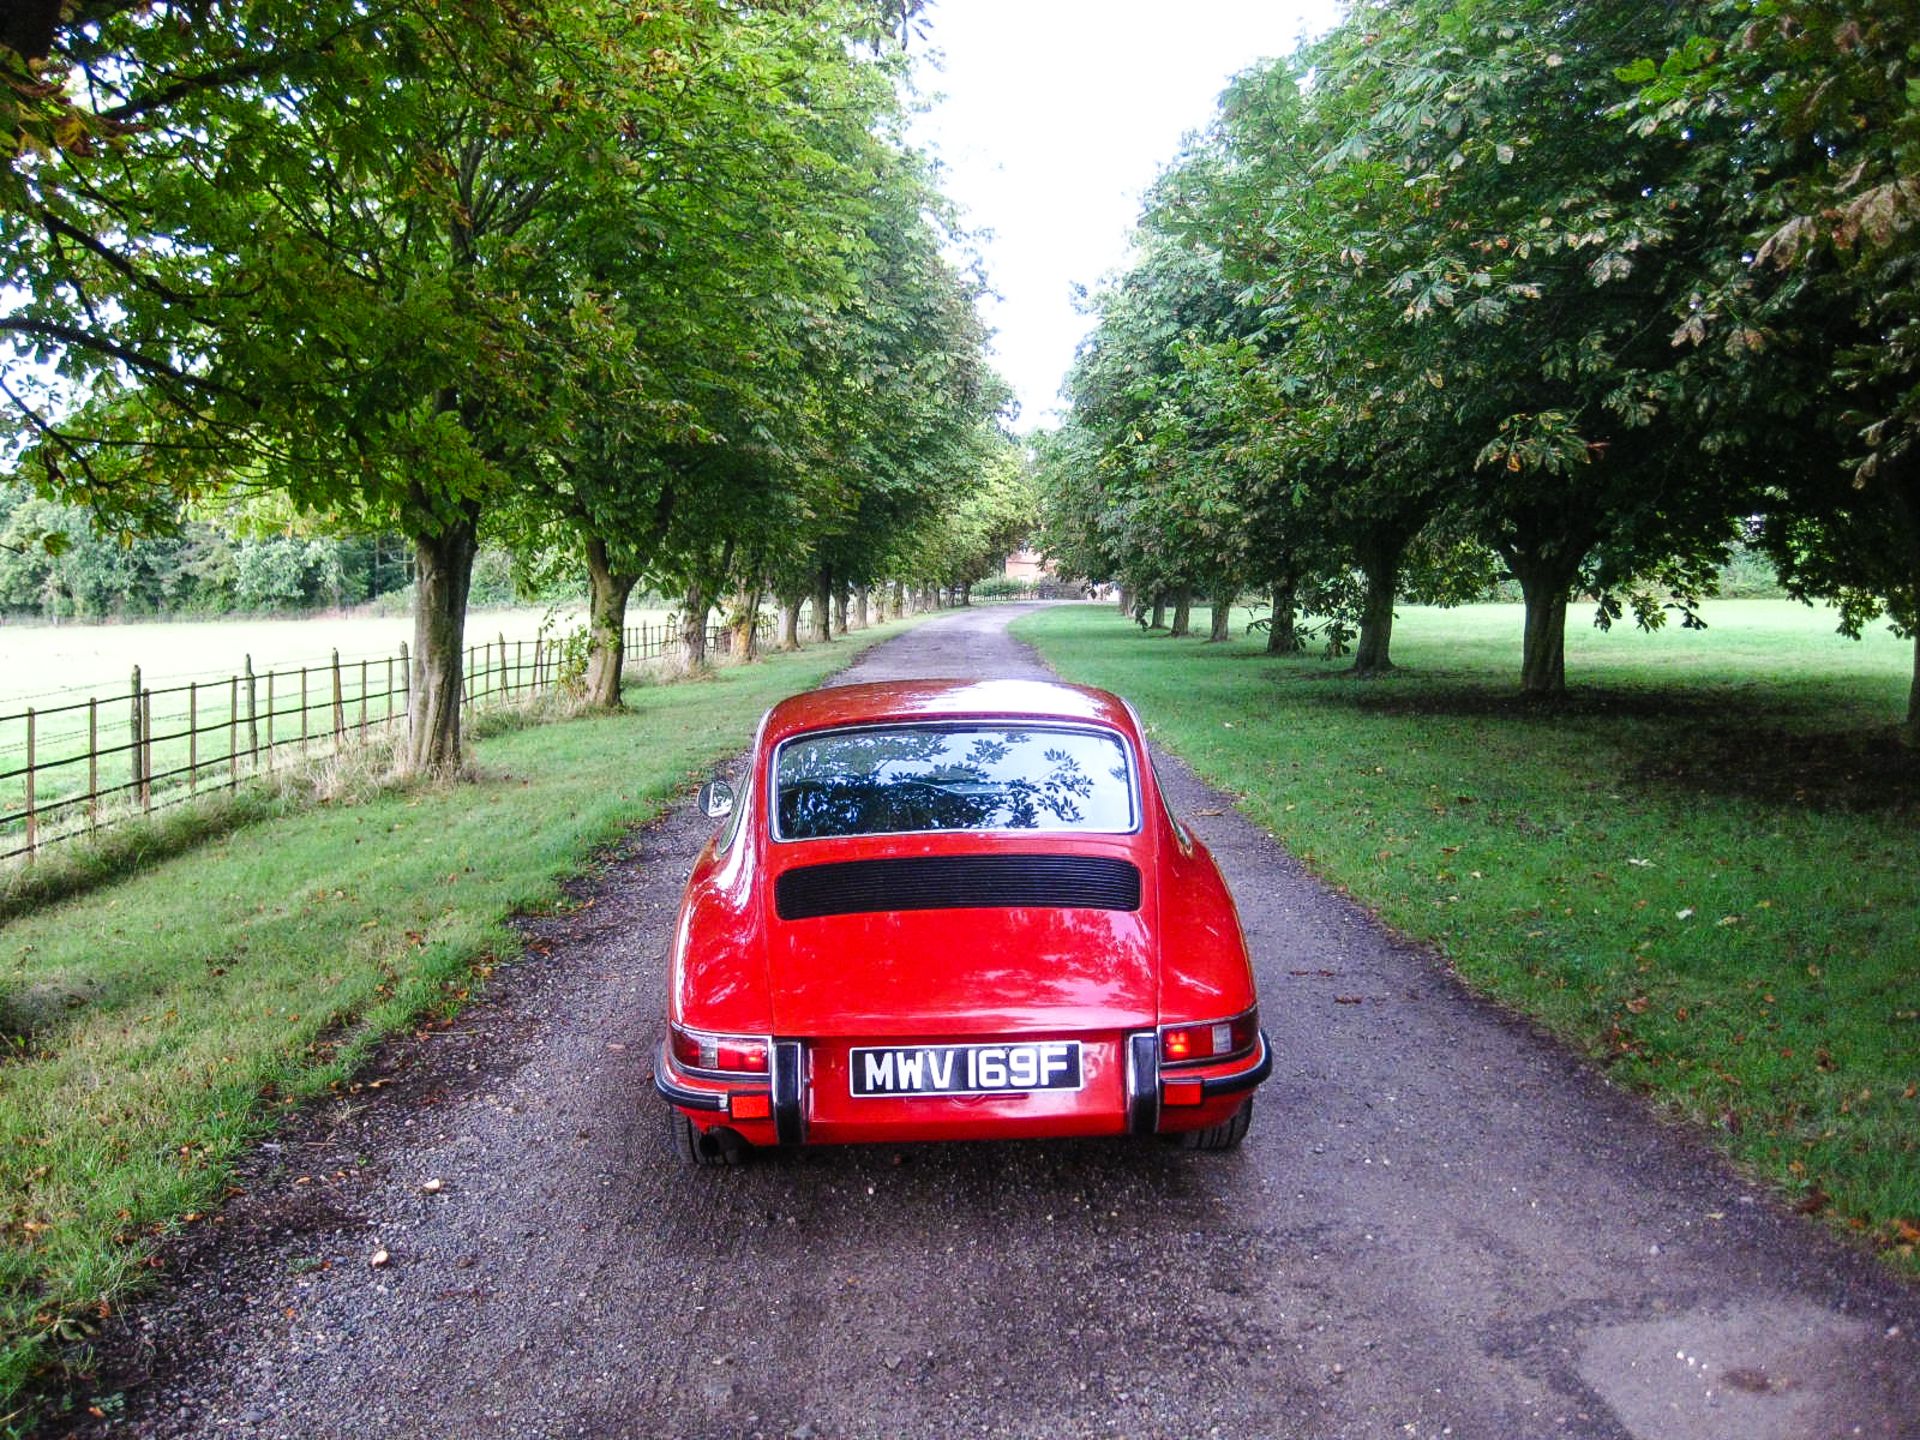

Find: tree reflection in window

[775,726,1137,839]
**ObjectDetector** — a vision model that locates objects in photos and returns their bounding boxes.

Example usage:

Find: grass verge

[0,620,916,1428]
[1018,601,1920,1269]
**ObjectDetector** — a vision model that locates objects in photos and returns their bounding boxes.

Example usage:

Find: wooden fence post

[189,682,199,794]
[244,654,259,772]
[141,688,153,811]
[300,667,309,753]
[129,666,142,801]
[86,697,97,832]
[399,642,411,743]
[385,655,395,732]
[228,677,238,789]
[265,670,275,769]
[359,658,369,738]
[331,649,345,749]
[23,707,35,858]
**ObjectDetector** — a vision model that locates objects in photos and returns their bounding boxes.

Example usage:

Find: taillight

[1160,1008,1258,1065]
[668,1023,770,1075]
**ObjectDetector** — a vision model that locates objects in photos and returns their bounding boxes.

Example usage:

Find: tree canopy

[1040,0,1920,741]
[4,0,1024,762]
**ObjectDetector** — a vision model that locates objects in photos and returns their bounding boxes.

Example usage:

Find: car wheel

[668,1109,746,1168]
[1179,1097,1253,1151]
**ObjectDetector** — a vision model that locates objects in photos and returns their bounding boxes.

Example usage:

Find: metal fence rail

[1,618,763,863]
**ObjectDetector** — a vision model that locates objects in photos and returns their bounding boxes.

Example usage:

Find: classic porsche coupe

[653,677,1269,1165]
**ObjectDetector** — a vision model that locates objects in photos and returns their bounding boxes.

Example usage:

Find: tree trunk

[959,581,972,607]
[811,571,832,643]
[833,583,850,636]
[1207,595,1233,642]
[1903,629,1918,749]
[680,580,710,669]
[1117,586,1132,615]
[1351,556,1398,675]
[583,537,638,709]
[729,585,764,661]
[1168,585,1192,637]
[1267,579,1298,654]
[1517,571,1570,697]
[779,597,802,651]
[855,588,870,629]
[1149,596,1166,629]
[890,582,906,619]
[407,513,480,774]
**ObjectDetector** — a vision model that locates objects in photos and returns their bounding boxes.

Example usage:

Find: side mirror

[696,778,735,821]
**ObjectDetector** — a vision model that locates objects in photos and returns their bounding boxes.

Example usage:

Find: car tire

[668,1109,746,1168]
[1179,1097,1253,1151]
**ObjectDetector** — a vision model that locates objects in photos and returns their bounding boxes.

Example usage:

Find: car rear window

[773,724,1137,840]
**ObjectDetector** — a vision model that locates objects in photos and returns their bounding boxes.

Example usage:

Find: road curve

[77,605,1920,1440]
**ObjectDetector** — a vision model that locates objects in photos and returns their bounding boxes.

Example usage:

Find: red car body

[653,678,1269,1162]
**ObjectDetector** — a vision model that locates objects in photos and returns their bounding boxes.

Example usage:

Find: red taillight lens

[1160,1008,1258,1064]
[668,1024,770,1075]
[716,1038,769,1072]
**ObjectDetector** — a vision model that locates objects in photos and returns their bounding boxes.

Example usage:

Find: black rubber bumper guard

[652,1042,724,1112]
[1127,1029,1272,1134]
[770,1040,807,1145]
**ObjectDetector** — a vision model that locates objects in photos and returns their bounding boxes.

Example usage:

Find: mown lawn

[0,622,909,1426]
[1018,600,1920,1267]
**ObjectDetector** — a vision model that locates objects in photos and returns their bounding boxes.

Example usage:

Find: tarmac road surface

[75,605,1920,1440]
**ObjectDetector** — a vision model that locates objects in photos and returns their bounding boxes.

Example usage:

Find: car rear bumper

[653,1030,1270,1146]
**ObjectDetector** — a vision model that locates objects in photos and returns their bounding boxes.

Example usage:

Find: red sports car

[653,678,1269,1165]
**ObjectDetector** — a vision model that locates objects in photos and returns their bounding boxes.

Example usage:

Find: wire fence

[1,617,764,864]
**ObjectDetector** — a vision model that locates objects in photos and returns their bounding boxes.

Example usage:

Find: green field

[0,606,755,859]
[1017,600,1920,1265]
[0,618,910,1425]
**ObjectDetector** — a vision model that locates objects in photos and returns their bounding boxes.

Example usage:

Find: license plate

[849,1040,1083,1098]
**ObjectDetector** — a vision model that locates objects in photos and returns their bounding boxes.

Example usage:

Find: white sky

[908,1,1346,431]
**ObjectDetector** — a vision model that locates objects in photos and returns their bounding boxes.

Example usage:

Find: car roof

[762,678,1138,747]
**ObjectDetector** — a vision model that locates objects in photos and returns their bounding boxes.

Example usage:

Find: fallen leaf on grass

[1627,857,1653,868]
[1675,908,1695,920]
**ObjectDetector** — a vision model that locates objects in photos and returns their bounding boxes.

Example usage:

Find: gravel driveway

[70,606,1920,1440]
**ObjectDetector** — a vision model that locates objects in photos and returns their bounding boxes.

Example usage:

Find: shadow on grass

[1252,664,1920,817]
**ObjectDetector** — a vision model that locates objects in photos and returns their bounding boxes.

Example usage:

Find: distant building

[1002,546,1054,583]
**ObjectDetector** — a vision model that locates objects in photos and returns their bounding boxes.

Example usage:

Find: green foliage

[1037,0,1920,726]
[4,0,1000,767]
[970,575,1036,601]
[0,485,414,618]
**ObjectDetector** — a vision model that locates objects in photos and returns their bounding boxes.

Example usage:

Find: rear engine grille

[775,854,1142,921]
